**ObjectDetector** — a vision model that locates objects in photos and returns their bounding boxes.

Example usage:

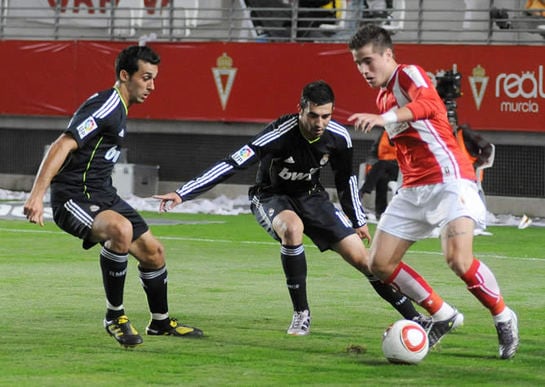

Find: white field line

[2,227,544,262]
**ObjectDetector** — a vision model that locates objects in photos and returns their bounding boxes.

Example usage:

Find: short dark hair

[348,24,393,53]
[300,80,335,109]
[115,45,161,79]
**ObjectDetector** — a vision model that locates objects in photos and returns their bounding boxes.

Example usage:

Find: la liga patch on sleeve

[76,116,98,140]
[231,145,255,166]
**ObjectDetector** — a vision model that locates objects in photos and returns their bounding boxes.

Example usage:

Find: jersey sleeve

[176,142,260,201]
[177,116,291,201]
[65,91,120,147]
[399,65,446,121]
[329,135,367,228]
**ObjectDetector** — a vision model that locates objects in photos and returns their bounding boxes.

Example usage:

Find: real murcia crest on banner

[212,53,237,110]
[469,65,489,110]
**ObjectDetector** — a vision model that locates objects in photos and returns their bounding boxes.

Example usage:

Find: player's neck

[114,82,131,109]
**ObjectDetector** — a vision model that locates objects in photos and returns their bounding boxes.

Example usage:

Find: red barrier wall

[1,41,543,131]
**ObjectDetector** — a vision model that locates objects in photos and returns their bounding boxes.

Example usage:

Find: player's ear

[119,69,130,82]
[383,47,392,59]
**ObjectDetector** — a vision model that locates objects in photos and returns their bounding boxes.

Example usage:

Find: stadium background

[0,0,544,216]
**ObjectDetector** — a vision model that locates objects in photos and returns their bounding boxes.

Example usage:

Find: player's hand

[23,196,45,227]
[355,224,372,246]
[153,192,182,213]
[348,113,384,133]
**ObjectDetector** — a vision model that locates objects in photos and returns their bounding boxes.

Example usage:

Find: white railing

[0,0,544,45]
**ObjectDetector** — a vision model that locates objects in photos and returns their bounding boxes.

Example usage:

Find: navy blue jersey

[51,88,127,204]
[178,114,367,228]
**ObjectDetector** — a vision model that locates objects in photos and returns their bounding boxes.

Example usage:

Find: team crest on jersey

[76,116,98,139]
[231,145,255,165]
[268,208,275,218]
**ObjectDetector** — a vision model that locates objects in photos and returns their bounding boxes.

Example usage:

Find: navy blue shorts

[52,195,149,250]
[250,189,355,252]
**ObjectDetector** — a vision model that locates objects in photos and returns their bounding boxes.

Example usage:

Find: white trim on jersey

[413,119,462,180]
[402,65,428,88]
[177,161,234,197]
[326,121,352,148]
[252,116,298,147]
[391,67,462,181]
[93,91,120,119]
[349,175,367,225]
[64,199,93,229]
[392,77,411,111]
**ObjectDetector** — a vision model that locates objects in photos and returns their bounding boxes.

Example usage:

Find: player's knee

[353,258,372,275]
[283,223,304,240]
[153,242,166,265]
[274,216,304,244]
[343,247,371,274]
[369,256,392,280]
[107,218,133,247]
[445,253,472,276]
[141,239,166,268]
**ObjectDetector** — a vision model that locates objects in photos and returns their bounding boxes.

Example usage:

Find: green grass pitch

[0,213,544,386]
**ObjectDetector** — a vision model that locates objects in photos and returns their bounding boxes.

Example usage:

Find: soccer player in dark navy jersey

[155,80,427,336]
[24,45,202,348]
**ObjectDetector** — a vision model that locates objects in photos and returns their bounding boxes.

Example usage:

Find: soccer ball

[382,319,429,364]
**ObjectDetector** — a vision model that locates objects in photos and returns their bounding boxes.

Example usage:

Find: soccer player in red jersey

[347,24,518,359]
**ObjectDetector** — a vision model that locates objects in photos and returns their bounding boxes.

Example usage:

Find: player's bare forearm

[153,192,182,212]
[24,135,76,226]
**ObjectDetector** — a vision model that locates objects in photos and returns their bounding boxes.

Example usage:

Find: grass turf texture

[0,213,544,386]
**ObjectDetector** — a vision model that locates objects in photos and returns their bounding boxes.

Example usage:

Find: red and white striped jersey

[378,64,476,187]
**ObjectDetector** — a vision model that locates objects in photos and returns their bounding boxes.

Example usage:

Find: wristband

[381,111,397,124]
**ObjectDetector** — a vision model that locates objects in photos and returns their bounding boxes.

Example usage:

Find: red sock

[385,262,444,315]
[461,258,505,315]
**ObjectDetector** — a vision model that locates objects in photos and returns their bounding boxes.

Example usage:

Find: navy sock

[281,244,309,312]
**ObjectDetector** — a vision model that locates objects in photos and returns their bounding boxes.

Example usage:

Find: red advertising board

[1,40,543,131]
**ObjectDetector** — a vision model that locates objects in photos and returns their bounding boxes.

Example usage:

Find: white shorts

[378,179,486,241]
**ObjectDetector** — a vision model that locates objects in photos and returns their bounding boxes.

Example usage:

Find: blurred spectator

[362,0,394,23]
[359,128,398,220]
[453,124,494,203]
[490,0,545,38]
[345,0,404,32]
[434,68,494,199]
[454,124,493,178]
[243,0,340,40]
[297,1,339,38]
[244,0,291,39]
[525,0,545,16]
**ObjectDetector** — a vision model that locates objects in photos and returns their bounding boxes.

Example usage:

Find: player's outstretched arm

[153,192,182,213]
